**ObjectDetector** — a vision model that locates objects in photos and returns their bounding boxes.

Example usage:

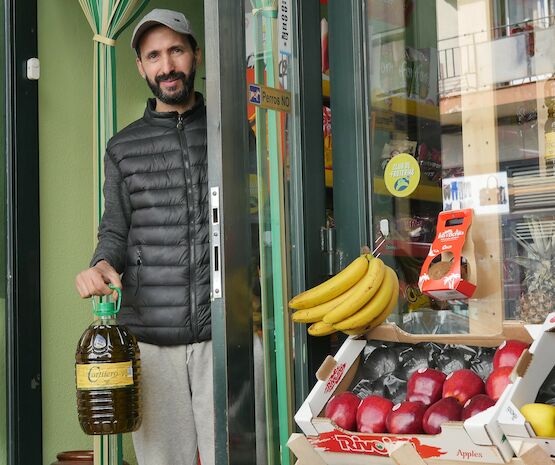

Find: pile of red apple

[324,340,529,435]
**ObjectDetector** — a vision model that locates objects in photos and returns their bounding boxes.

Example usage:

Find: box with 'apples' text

[291,322,532,465]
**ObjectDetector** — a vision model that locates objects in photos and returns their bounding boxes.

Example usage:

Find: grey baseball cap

[131,9,195,50]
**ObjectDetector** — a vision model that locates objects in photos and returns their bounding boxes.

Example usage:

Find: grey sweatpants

[132,340,215,465]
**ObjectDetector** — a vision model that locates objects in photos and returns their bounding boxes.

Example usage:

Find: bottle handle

[91,284,122,314]
[108,284,122,313]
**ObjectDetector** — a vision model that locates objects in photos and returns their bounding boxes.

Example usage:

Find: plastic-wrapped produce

[348,339,502,404]
[360,371,407,404]
[350,379,375,399]
[470,347,495,381]
[399,343,434,380]
[357,347,398,384]
[433,347,470,375]
[381,370,408,405]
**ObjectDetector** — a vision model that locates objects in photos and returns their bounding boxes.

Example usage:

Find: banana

[288,254,370,310]
[291,280,362,323]
[322,257,386,324]
[333,266,397,331]
[369,279,399,327]
[340,271,399,335]
[307,320,337,337]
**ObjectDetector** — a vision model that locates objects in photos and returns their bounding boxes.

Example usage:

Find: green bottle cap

[92,285,121,317]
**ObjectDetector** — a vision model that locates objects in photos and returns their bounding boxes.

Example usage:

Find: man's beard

[147,62,196,106]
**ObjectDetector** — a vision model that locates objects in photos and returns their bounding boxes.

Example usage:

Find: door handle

[210,186,222,300]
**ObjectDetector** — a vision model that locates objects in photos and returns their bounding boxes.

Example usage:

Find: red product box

[419,209,477,300]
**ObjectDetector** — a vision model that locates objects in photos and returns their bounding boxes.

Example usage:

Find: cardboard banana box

[292,322,532,465]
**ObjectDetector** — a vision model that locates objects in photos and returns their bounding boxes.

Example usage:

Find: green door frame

[328,0,370,259]
[4,0,42,464]
[292,0,328,403]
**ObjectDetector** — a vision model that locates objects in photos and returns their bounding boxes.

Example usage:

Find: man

[75,9,214,465]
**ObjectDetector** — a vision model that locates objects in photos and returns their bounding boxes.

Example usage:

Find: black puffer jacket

[91,94,210,346]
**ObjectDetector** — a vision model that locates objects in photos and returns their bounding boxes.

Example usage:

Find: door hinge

[320,226,343,276]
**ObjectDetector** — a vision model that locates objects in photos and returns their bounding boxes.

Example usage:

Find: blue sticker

[249,84,261,105]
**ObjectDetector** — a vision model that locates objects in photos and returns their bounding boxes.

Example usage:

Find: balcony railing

[438,16,555,97]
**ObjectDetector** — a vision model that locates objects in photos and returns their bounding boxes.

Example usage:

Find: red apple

[442,369,484,405]
[485,367,513,402]
[422,397,462,434]
[493,340,529,369]
[461,394,496,420]
[324,392,360,431]
[407,368,447,406]
[356,395,394,433]
[385,401,427,434]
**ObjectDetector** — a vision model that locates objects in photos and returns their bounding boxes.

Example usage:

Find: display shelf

[373,95,440,121]
[323,76,330,99]
[375,238,431,257]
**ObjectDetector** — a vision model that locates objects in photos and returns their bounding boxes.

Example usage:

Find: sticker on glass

[384,153,421,198]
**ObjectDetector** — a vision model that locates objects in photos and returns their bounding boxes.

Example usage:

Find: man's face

[136,25,201,106]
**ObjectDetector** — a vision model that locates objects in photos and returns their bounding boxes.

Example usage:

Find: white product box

[498,313,555,457]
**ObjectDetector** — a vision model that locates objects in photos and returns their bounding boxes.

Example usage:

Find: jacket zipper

[135,247,142,296]
[176,115,198,340]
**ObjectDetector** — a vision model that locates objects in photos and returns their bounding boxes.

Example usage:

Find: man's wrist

[94,259,111,270]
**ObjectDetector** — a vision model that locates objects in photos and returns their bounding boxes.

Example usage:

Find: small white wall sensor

[26,58,40,80]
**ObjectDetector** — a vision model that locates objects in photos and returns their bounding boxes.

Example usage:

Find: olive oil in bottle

[75,287,141,435]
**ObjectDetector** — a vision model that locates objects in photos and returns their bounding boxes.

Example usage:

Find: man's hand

[75,260,122,299]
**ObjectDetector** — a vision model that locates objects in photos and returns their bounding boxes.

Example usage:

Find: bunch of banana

[289,254,399,337]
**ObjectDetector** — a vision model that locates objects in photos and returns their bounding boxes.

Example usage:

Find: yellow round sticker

[384,153,421,198]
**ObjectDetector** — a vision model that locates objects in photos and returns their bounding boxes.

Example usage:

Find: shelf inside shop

[373,176,442,203]
[322,77,330,99]
[502,205,555,220]
[375,239,431,257]
[324,170,332,188]
[372,95,440,121]
[509,171,555,210]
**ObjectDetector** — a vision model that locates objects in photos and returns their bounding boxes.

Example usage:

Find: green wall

[38,1,204,464]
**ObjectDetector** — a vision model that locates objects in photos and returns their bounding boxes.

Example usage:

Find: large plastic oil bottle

[75,286,141,435]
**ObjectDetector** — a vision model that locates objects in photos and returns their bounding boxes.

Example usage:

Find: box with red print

[292,322,532,464]
[418,209,477,300]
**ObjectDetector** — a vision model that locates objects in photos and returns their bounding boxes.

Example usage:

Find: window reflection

[367,0,555,331]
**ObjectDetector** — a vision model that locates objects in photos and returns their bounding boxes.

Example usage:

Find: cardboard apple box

[292,322,532,465]
[498,313,555,457]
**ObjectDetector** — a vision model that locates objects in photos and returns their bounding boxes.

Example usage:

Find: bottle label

[76,361,133,390]
[546,132,555,160]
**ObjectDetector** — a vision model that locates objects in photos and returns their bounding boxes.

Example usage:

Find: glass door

[327,0,555,334]
[205,1,275,464]
[210,1,327,463]
[364,0,555,331]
